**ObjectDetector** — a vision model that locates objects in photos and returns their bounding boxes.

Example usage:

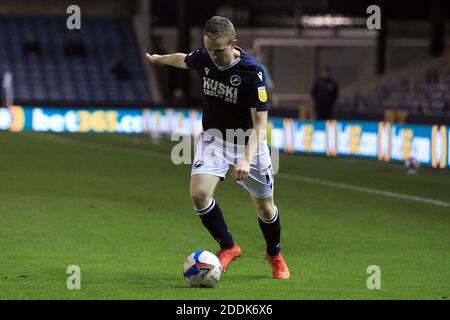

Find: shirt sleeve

[184,48,203,71]
[249,65,269,112]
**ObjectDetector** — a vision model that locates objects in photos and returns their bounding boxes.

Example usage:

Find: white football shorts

[191,131,274,199]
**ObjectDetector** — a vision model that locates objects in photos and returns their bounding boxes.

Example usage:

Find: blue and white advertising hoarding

[430,125,447,169]
[268,118,326,154]
[294,120,327,154]
[1,106,449,170]
[335,121,378,158]
[143,108,203,138]
[390,124,431,165]
[0,106,145,134]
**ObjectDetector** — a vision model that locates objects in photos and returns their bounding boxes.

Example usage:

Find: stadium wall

[0,0,132,16]
[0,106,448,170]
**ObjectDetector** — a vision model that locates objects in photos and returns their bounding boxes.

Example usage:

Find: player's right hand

[146,53,161,64]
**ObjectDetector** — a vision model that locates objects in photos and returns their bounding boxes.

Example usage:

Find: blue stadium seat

[0,15,151,105]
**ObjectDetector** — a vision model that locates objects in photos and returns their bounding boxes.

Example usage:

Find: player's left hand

[232,161,250,181]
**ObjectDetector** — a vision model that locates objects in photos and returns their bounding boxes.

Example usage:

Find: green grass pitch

[0,131,449,299]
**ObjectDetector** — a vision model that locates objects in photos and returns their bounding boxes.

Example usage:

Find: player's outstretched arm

[145,53,188,69]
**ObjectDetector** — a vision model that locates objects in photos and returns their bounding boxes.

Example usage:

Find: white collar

[215,57,241,71]
[214,46,244,71]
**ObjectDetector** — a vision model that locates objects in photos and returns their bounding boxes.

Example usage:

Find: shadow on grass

[94,272,274,290]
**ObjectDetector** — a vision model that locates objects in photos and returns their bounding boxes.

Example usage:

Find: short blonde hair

[204,16,236,41]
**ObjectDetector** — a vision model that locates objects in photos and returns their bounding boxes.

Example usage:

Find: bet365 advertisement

[0,106,448,169]
[0,106,144,134]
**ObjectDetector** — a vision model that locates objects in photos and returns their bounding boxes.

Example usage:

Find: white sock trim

[258,206,278,224]
[194,198,216,216]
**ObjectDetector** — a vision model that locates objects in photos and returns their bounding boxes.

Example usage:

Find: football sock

[258,206,281,256]
[195,198,234,249]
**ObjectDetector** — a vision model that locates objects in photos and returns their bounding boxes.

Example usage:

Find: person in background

[0,78,3,108]
[64,32,87,57]
[110,57,131,80]
[23,32,42,57]
[311,66,338,120]
[171,88,188,107]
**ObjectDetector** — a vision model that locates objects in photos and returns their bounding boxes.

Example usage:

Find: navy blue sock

[258,206,281,256]
[195,198,234,249]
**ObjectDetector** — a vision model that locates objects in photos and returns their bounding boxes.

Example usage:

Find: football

[183,250,222,287]
[405,156,420,175]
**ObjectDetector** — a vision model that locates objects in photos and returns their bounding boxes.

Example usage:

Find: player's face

[204,35,236,67]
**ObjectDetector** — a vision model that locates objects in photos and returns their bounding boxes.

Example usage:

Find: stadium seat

[0,15,151,106]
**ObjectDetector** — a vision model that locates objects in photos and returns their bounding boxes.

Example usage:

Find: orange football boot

[216,244,241,272]
[265,252,290,279]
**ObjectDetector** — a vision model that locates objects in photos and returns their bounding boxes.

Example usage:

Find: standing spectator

[0,76,3,108]
[2,71,13,107]
[64,32,87,57]
[23,32,42,57]
[110,57,131,80]
[311,66,338,120]
[171,88,188,107]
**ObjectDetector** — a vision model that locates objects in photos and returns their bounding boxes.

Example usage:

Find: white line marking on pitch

[277,173,450,208]
[22,132,449,208]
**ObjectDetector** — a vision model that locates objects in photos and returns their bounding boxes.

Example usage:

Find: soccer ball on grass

[183,250,222,288]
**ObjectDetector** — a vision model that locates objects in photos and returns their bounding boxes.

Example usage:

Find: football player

[146,16,290,279]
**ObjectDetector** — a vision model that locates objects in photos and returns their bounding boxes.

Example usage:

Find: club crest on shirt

[230,75,241,86]
[258,86,267,102]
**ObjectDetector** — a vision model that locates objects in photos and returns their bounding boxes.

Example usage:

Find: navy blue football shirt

[185,47,269,138]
